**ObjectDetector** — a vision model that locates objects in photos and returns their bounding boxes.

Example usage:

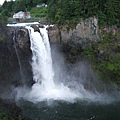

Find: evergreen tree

[104,0,120,25]
[1,9,9,16]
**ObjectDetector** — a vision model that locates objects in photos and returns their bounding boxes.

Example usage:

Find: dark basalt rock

[31,25,40,33]
[14,27,33,86]
[0,24,33,96]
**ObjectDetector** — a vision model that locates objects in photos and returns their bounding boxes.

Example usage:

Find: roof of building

[13,11,31,19]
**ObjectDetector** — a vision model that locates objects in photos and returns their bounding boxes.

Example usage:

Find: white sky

[0,0,15,5]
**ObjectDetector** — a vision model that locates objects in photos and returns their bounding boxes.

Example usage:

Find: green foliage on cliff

[30,6,47,18]
[63,31,120,85]
[0,110,22,120]
[0,35,4,41]
[82,32,120,85]
[0,14,7,23]
[62,41,82,63]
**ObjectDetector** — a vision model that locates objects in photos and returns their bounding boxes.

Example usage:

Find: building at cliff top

[13,11,31,22]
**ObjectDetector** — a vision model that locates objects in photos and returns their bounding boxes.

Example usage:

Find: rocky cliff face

[48,17,99,63]
[48,16,118,46]
[0,24,33,97]
[61,17,99,45]
[14,27,33,85]
[48,17,99,46]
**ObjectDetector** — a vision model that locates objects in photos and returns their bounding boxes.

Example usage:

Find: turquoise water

[18,100,120,120]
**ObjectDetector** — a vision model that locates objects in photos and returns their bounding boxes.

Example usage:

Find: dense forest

[48,0,120,26]
[0,0,120,26]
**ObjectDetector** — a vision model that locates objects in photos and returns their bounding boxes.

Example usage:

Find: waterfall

[13,30,23,80]
[24,26,81,102]
[26,26,55,89]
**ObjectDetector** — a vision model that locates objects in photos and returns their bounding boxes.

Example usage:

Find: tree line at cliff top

[0,0,120,26]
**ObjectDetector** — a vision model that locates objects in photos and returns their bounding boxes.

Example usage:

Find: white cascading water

[25,26,81,103]
[27,26,55,89]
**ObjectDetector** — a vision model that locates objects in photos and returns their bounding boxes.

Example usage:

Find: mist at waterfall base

[11,25,120,120]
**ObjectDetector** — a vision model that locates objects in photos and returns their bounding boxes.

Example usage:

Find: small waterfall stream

[13,30,23,80]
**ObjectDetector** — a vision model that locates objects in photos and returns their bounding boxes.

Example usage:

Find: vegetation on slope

[83,33,120,84]
[0,99,31,120]
[47,0,120,26]
[29,6,48,22]
[0,0,120,26]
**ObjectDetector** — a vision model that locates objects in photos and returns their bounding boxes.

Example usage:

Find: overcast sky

[0,0,15,5]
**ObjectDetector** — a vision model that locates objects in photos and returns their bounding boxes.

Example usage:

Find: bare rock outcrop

[48,17,99,47]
